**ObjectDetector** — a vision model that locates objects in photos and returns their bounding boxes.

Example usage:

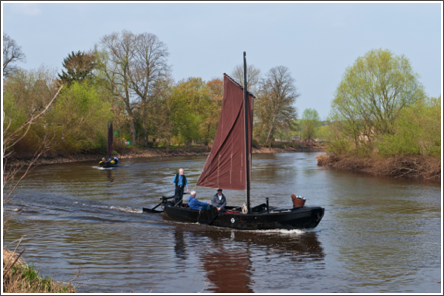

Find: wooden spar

[243,52,251,214]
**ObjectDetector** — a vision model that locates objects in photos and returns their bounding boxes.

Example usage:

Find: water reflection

[174,228,187,261]
[171,225,325,293]
[106,170,114,183]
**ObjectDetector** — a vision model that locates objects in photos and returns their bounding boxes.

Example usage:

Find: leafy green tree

[58,51,95,86]
[300,108,320,140]
[170,78,209,145]
[47,81,112,152]
[328,48,426,155]
[376,96,441,156]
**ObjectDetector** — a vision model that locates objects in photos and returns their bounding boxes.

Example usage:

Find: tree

[231,64,261,94]
[129,32,171,145]
[3,67,60,152]
[3,33,26,78]
[3,83,64,205]
[96,30,138,145]
[201,78,223,145]
[144,77,175,147]
[170,77,209,145]
[300,108,320,140]
[58,50,95,86]
[46,81,113,152]
[329,48,426,154]
[255,66,300,145]
[96,30,170,145]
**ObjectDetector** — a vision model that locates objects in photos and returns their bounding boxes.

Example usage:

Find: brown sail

[196,74,254,190]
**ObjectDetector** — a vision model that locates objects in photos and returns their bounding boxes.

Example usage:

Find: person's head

[102,158,105,161]
[190,190,196,197]
[217,189,222,195]
[179,168,184,175]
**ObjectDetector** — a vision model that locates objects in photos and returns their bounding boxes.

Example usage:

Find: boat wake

[77,203,143,214]
[92,166,114,170]
[248,228,306,235]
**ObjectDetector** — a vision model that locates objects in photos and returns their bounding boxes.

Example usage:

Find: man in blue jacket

[173,168,189,206]
[188,191,211,211]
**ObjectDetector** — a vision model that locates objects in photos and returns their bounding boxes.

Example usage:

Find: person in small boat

[188,191,211,211]
[173,168,189,206]
[99,157,106,164]
[113,156,119,165]
[211,188,226,211]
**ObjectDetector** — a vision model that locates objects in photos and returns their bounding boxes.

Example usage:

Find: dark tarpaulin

[196,75,253,190]
[107,122,113,159]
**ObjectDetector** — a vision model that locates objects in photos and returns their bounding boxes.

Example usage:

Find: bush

[376,97,441,157]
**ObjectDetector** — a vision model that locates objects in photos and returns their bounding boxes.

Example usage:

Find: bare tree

[3,33,26,78]
[129,33,171,144]
[255,66,300,145]
[96,30,171,145]
[231,64,261,95]
[97,30,138,145]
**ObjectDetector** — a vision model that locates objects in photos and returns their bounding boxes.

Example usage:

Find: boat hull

[99,162,118,168]
[162,204,324,230]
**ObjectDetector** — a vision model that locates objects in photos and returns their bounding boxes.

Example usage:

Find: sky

[2,2,442,119]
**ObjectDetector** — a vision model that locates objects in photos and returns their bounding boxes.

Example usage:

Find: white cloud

[12,3,42,15]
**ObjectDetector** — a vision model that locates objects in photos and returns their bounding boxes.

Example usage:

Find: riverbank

[316,153,441,183]
[6,144,324,167]
[3,249,76,293]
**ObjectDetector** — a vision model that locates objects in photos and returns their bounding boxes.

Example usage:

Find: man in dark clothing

[173,168,189,206]
[211,188,227,211]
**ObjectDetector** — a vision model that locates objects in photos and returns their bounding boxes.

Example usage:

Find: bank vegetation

[317,49,441,182]
[3,249,78,293]
[3,30,303,164]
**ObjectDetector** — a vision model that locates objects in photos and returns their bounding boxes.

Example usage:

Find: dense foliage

[325,48,440,157]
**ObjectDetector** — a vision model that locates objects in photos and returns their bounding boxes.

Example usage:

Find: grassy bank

[7,142,325,167]
[316,154,441,182]
[3,249,77,293]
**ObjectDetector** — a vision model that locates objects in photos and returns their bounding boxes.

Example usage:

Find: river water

[3,152,442,293]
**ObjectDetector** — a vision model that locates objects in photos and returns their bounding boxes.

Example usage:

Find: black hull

[99,162,118,168]
[162,204,324,230]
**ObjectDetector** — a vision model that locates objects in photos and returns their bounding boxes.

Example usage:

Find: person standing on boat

[173,168,189,206]
[211,189,226,211]
[188,191,211,211]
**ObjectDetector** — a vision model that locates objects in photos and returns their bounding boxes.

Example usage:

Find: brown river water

[2,152,442,293]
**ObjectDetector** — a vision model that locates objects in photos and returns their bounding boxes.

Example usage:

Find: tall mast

[243,52,251,214]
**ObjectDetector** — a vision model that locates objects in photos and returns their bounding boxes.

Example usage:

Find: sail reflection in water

[172,225,325,293]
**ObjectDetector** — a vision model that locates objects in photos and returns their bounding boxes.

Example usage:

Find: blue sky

[2,2,442,119]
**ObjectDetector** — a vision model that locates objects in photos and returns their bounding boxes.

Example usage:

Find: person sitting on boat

[99,157,106,164]
[173,168,189,206]
[188,191,211,211]
[113,156,119,165]
[211,188,226,211]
